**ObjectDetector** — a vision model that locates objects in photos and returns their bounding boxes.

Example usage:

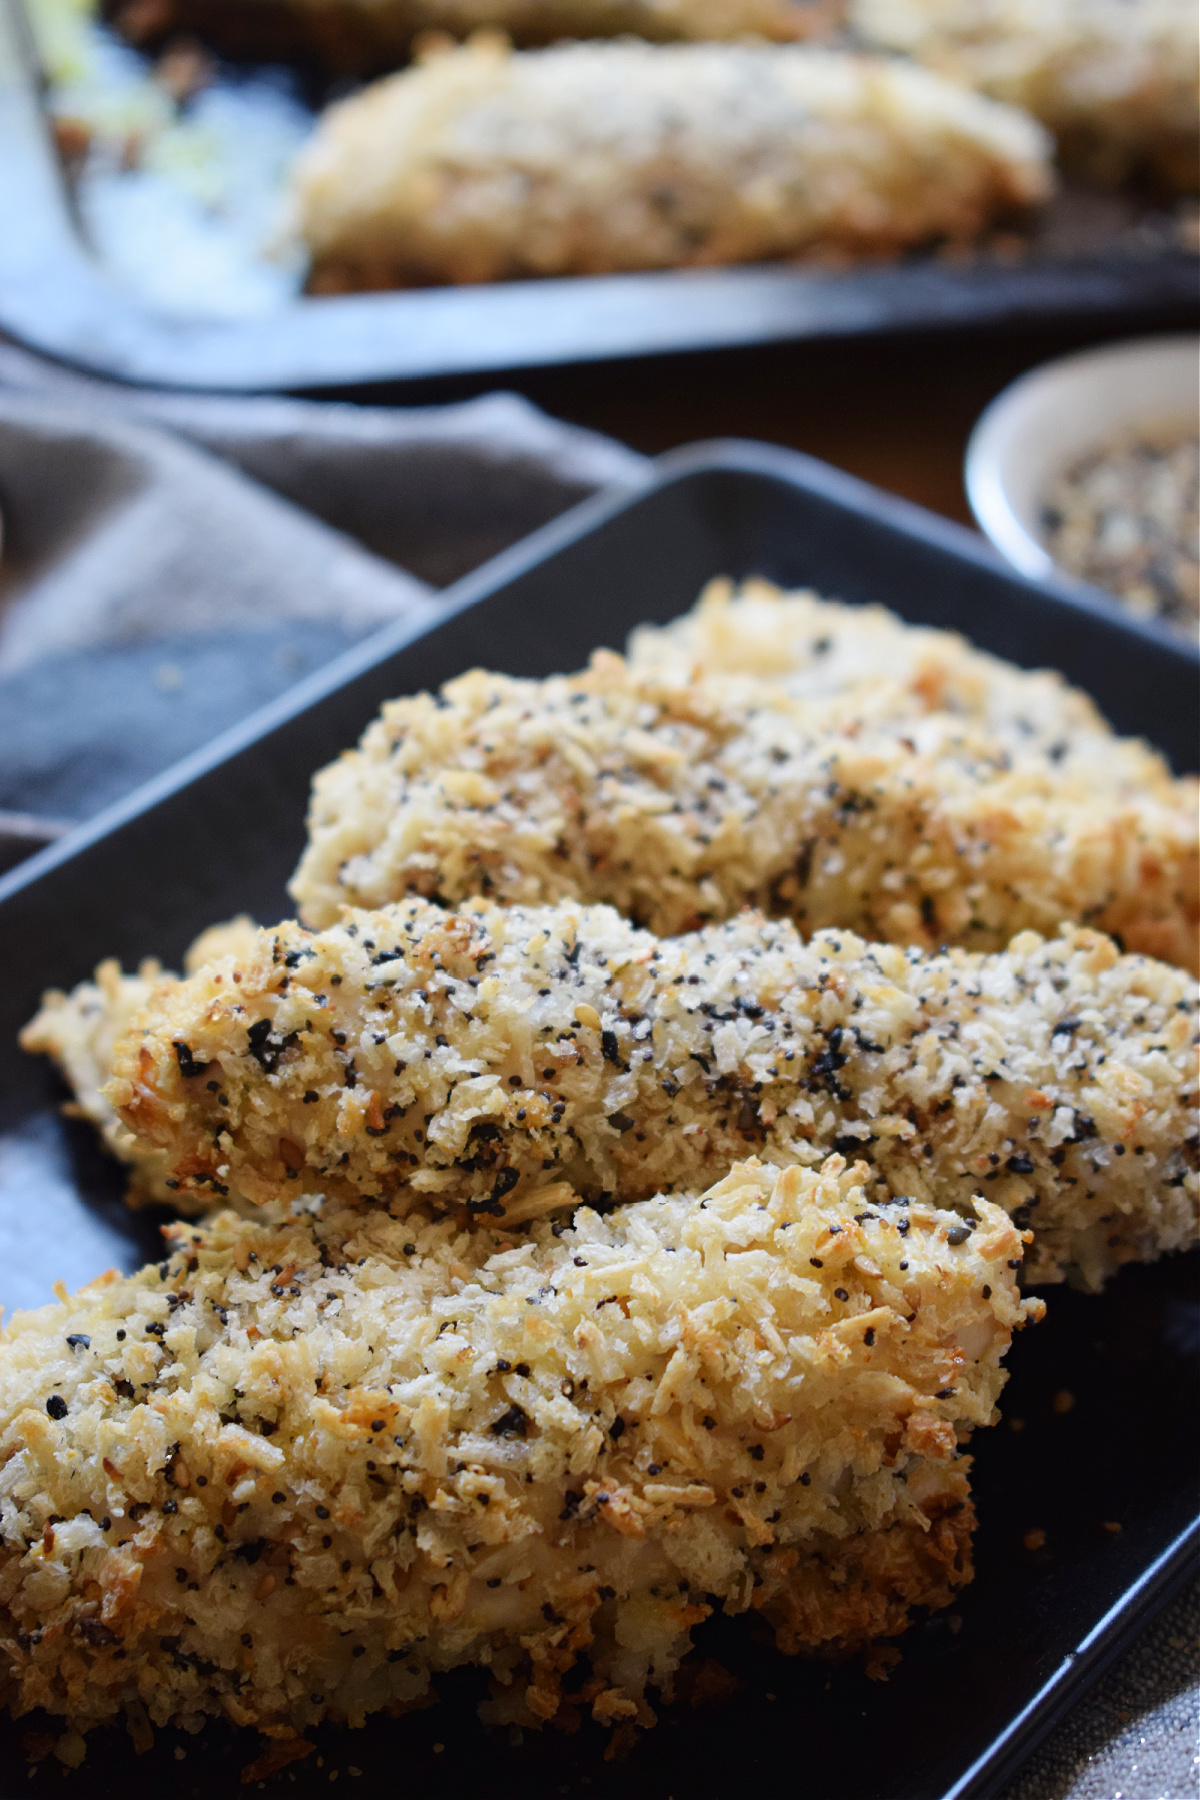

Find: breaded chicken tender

[292,36,1052,291]
[287,648,1198,971]
[628,578,1126,750]
[0,1158,1039,1741]
[110,0,832,77]
[99,901,1198,1287]
[20,921,259,1211]
[849,0,1200,188]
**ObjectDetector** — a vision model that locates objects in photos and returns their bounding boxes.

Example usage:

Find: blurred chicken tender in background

[0,1160,1036,1741]
[292,35,1053,289]
[75,900,1198,1289]
[849,0,1200,188]
[108,0,834,74]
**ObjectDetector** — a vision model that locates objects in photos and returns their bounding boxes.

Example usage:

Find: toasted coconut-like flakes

[286,646,1197,972]
[627,578,1116,746]
[849,0,1200,189]
[0,1159,1035,1737]
[103,902,1198,1287]
[20,958,174,1207]
[19,921,260,1214]
[292,37,1052,292]
[630,581,1198,964]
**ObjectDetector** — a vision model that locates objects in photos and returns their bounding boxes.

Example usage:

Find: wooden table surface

[488,319,1172,527]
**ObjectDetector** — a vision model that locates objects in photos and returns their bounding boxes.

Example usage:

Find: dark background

[327,317,1195,527]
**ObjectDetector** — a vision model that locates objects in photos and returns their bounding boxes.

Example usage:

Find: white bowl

[965,334,1200,587]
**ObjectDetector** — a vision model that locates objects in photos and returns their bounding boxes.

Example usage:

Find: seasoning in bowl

[1041,424,1199,635]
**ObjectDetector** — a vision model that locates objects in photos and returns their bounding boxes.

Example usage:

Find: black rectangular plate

[0,441,1195,1798]
[1,0,1198,393]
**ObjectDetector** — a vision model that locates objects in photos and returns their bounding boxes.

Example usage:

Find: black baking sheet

[0,0,1197,393]
[0,440,1195,1797]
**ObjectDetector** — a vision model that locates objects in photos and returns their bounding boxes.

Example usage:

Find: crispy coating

[102,900,1199,1287]
[292,36,1052,291]
[287,640,1199,971]
[19,921,259,1212]
[108,0,832,77]
[0,1158,1035,1738]
[849,0,1200,188]
[628,577,1124,749]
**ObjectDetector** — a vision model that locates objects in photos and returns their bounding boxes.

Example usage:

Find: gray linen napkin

[0,344,649,829]
[1000,1579,1198,1800]
[0,340,649,587]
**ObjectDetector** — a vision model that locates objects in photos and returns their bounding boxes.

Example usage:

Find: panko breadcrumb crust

[627,579,1139,746]
[287,609,1199,974]
[20,921,260,1212]
[90,901,1199,1289]
[849,0,1200,189]
[292,36,1052,291]
[0,1160,1037,1742]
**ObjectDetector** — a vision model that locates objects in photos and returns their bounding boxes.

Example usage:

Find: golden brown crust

[755,1475,975,1656]
[292,37,1052,290]
[849,0,1200,189]
[18,921,260,1213]
[94,900,1199,1287]
[288,643,1198,975]
[627,578,1132,743]
[0,1161,1028,1737]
